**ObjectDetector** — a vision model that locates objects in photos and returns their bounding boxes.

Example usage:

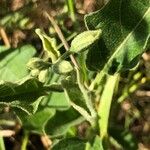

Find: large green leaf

[0,77,62,114]
[85,0,150,73]
[21,107,55,134]
[0,45,36,81]
[46,108,85,137]
[0,77,46,102]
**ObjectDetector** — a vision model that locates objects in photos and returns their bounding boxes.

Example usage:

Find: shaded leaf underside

[0,77,45,102]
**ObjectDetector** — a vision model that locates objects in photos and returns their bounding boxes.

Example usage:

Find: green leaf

[0,45,36,81]
[40,71,70,110]
[41,92,70,110]
[35,28,60,63]
[85,0,150,73]
[40,70,70,110]
[61,76,88,110]
[21,107,55,134]
[92,136,104,150]
[98,74,119,139]
[0,77,45,114]
[52,60,73,75]
[70,30,102,53]
[85,136,104,150]
[52,138,86,150]
[0,77,62,114]
[46,108,85,137]
[0,77,46,102]
[9,97,42,116]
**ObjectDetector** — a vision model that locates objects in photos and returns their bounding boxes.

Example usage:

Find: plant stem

[70,101,93,125]
[66,0,76,22]
[109,136,122,149]
[89,70,105,91]
[0,136,5,150]
[98,74,119,139]
[75,67,96,118]
[57,32,77,50]
[21,131,29,150]
[63,87,93,125]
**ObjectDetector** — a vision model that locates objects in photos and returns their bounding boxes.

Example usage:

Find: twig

[0,130,15,137]
[41,135,52,150]
[0,27,10,47]
[44,11,79,69]
[142,52,150,61]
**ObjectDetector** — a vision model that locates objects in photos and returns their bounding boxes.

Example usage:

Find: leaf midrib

[104,7,150,71]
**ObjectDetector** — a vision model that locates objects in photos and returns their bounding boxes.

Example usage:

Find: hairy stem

[70,101,93,125]
[89,71,105,91]
[75,67,97,118]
